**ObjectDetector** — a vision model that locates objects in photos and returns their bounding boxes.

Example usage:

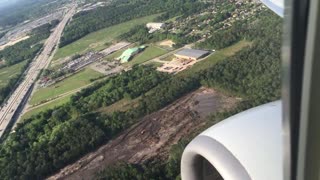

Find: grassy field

[178,40,252,76]
[0,61,27,88]
[53,14,160,61]
[97,98,140,114]
[125,45,168,66]
[29,68,102,105]
[146,61,163,68]
[160,54,175,61]
[22,94,72,120]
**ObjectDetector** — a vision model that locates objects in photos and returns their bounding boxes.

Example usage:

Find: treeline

[0,21,58,66]
[0,61,30,105]
[201,11,282,104]
[60,0,206,47]
[196,22,247,50]
[119,25,201,46]
[73,65,170,111]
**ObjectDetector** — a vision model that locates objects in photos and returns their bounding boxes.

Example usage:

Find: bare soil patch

[48,87,238,180]
[159,40,175,47]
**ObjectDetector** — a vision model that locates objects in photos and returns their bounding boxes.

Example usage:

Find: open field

[53,14,160,61]
[22,94,72,120]
[178,40,252,76]
[125,45,168,66]
[0,60,27,88]
[147,61,163,68]
[29,68,102,105]
[98,98,140,114]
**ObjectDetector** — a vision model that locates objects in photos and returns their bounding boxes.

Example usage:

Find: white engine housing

[181,101,283,180]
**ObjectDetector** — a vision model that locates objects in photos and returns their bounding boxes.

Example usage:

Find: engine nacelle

[181,101,282,180]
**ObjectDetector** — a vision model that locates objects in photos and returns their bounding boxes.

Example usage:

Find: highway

[0,4,77,138]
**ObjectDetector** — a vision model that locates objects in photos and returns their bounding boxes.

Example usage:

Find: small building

[117,46,146,63]
[146,22,165,33]
[174,49,210,60]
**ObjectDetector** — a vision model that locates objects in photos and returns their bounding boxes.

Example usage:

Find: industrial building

[146,22,165,33]
[117,46,146,63]
[174,49,210,60]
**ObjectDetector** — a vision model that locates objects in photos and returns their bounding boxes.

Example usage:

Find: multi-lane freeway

[0,4,77,138]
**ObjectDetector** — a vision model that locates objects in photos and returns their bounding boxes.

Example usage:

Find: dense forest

[196,22,246,50]
[0,5,282,180]
[60,0,206,47]
[201,12,282,104]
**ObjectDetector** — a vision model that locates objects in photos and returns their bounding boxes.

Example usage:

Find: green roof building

[117,46,146,63]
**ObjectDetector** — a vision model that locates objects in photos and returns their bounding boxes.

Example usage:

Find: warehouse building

[117,46,146,63]
[174,49,210,60]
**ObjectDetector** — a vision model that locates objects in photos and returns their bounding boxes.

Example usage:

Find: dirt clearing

[48,87,238,180]
[159,40,175,48]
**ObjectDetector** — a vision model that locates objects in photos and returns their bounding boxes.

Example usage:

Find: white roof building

[146,22,165,33]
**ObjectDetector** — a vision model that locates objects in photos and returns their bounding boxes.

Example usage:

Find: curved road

[0,4,77,138]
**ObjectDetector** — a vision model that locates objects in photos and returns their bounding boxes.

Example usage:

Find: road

[0,4,77,138]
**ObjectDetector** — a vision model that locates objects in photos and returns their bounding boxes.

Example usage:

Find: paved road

[0,4,77,138]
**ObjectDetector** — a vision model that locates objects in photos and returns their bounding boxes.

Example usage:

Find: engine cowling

[181,101,282,180]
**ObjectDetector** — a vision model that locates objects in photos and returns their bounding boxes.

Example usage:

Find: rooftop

[117,46,146,63]
[175,49,209,59]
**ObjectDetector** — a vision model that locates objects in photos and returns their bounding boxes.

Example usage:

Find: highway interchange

[0,4,76,138]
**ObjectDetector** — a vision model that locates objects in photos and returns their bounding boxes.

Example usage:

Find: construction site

[157,48,211,74]
[48,87,238,180]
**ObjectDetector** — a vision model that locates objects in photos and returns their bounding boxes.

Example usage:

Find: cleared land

[22,94,72,120]
[0,36,30,50]
[158,40,175,48]
[53,14,160,61]
[97,98,140,114]
[29,68,102,105]
[0,60,27,88]
[48,87,238,180]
